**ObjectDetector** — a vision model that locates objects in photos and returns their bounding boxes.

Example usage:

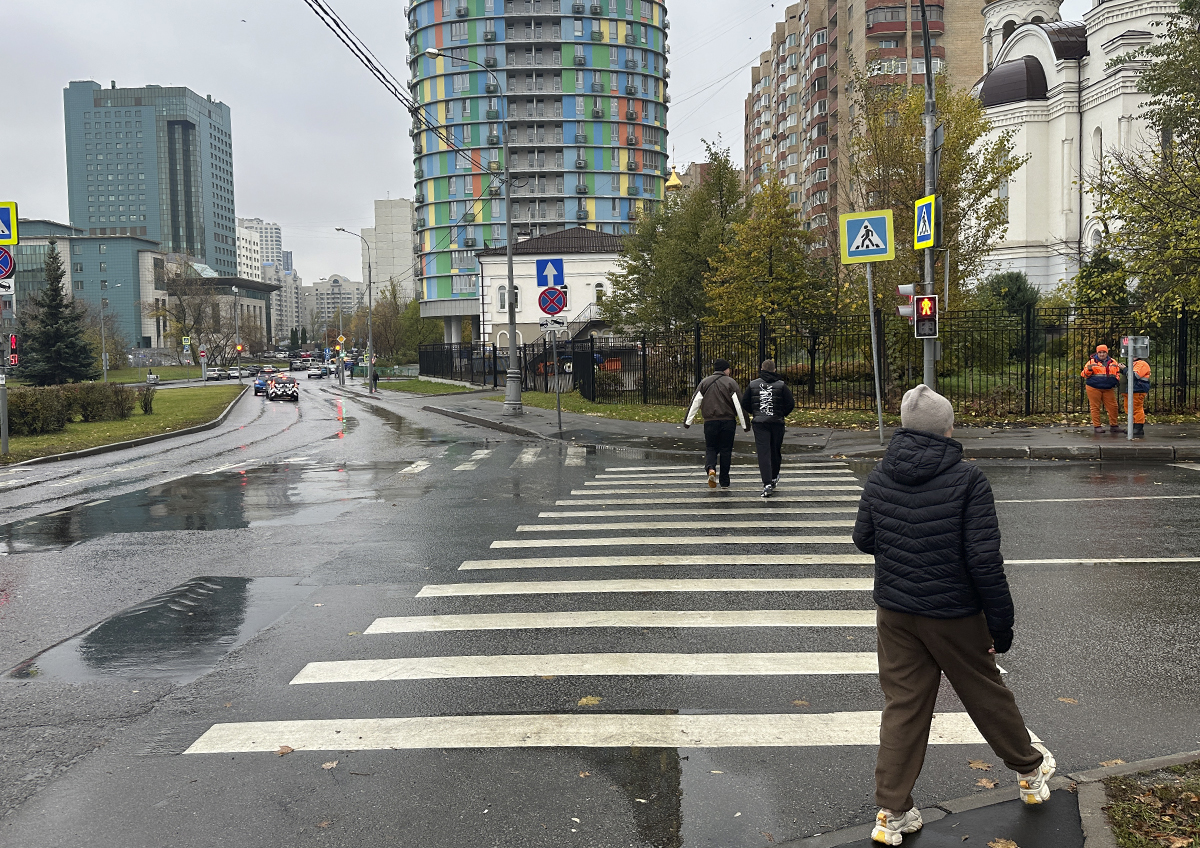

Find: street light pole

[99,282,121,382]
[232,285,242,383]
[919,0,938,390]
[425,47,521,414]
[336,227,375,393]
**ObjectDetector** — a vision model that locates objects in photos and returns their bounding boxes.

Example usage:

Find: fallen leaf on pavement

[277,746,294,757]
[347,632,360,636]
[1057,697,1078,704]
[635,798,648,804]
[711,770,724,774]
[541,675,556,680]
[316,821,332,828]
[571,817,580,823]
[322,761,338,770]
[579,772,591,778]
[734,812,741,817]
[968,760,993,771]
[792,700,810,707]
[1100,759,1125,767]
[976,778,999,789]
[223,703,232,708]
[987,840,1019,848]
[577,695,602,706]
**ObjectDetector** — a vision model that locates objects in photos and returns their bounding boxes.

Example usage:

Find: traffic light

[335,344,341,352]
[914,294,939,339]
[896,285,917,322]
[235,344,243,353]
[7,333,16,367]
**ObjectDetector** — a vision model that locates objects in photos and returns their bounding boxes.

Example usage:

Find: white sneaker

[871,808,923,845]
[1018,742,1057,805]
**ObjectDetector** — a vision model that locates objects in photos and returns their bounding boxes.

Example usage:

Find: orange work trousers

[1086,385,1119,427]
[1122,392,1146,424]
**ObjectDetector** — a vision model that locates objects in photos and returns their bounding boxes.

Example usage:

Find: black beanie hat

[713,358,730,372]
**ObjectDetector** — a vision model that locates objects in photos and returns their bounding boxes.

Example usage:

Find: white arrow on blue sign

[536,258,564,288]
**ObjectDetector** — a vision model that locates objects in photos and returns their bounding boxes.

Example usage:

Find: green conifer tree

[17,239,100,386]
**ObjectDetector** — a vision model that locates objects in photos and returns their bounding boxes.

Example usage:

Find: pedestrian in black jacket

[852,385,1056,845]
[741,359,795,497]
[684,358,747,488]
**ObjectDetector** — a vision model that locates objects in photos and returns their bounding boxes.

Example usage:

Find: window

[72,262,83,273]
[71,244,82,255]
[74,279,84,290]
[451,22,469,40]
[913,4,943,19]
[813,53,827,69]
[498,285,507,310]
[99,244,107,254]
[574,18,583,36]
[878,39,899,48]
[99,262,107,272]
[453,73,470,92]
[814,30,828,46]
[452,274,478,294]
[866,7,905,24]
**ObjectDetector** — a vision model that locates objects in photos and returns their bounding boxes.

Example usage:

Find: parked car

[267,376,299,402]
[290,360,305,371]
[307,366,325,379]
[228,367,244,379]
[206,368,230,381]
[253,373,268,395]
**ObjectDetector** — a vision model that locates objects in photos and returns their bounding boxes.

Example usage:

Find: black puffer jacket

[742,370,795,425]
[852,428,1014,634]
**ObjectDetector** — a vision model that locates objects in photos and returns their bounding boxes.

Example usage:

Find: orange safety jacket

[1131,358,1151,393]
[1081,355,1121,390]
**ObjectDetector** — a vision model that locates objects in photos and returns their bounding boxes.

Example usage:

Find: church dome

[977,55,1049,107]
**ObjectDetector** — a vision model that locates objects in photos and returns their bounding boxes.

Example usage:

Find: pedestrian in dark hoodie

[684,358,748,488]
[853,385,1055,845]
[741,359,795,498]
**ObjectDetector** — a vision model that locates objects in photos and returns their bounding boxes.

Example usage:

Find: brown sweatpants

[875,607,1042,812]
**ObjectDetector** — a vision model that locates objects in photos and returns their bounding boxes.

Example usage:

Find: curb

[783,750,1200,848]
[421,405,551,440]
[8,385,249,467]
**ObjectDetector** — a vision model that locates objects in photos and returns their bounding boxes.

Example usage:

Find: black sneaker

[760,483,775,498]
[771,475,779,486]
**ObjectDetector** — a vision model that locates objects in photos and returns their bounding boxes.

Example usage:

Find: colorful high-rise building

[406,0,671,336]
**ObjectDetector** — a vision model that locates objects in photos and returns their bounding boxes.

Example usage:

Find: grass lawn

[1104,759,1200,848]
[1,385,244,464]
[377,379,477,395]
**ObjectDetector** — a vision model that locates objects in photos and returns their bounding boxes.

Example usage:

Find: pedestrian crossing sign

[0,202,18,246]
[914,194,936,250]
[839,210,894,265]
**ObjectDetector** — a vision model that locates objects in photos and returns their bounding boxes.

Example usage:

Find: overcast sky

[7,0,1088,282]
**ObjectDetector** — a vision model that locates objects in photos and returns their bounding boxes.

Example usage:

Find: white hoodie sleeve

[732,392,747,430]
[684,388,704,427]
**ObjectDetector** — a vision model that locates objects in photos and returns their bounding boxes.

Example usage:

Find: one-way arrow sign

[536,258,564,287]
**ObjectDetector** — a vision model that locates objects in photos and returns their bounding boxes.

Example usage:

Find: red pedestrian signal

[7,333,16,367]
[914,295,939,339]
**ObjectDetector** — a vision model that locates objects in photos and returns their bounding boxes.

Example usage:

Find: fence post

[641,333,649,405]
[1178,306,1189,411]
[587,336,596,402]
[758,315,768,365]
[1024,304,1034,417]
[875,309,889,407]
[694,321,702,388]
[492,344,498,388]
[808,329,818,396]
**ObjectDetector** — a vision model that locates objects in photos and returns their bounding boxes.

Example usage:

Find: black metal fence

[419,307,1200,415]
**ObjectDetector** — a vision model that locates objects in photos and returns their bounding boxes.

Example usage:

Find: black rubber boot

[1110,425,1126,434]
[1133,423,1145,439]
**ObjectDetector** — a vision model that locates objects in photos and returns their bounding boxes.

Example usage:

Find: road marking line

[600,467,854,474]
[291,652,881,684]
[185,712,1001,753]
[46,510,70,517]
[566,446,587,466]
[491,535,852,549]
[400,460,431,475]
[511,447,543,468]
[558,495,863,505]
[996,494,1200,503]
[595,470,857,479]
[83,499,110,507]
[459,554,874,570]
[364,610,877,633]
[282,456,311,462]
[1169,463,1200,472]
[205,462,248,475]
[53,461,160,485]
[517,520,856,532]
[539,507,860,518]
[583,477,854,487]
[454,449,493,471]
[569,485,862,495]
[417,577,874,596]
[1006,556,1200,565]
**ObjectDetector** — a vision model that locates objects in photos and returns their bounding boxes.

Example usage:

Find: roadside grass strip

[417,577,875,596]
[457,555,874,570]
[289,652,881,684]
[363,609,878,633]
[185,712,1004,753]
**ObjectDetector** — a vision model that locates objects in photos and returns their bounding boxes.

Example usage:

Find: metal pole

[866,263,885,445]
[366,247,374,393]
[1,366,8,456]
[339,307,345,386]
[500,68,521,415]
[1127,341,1134,441]
[551,330,562,432]
[234,287,242,383]
[920,0,937,390]
[944,247,950,307]
[100,296,108,382]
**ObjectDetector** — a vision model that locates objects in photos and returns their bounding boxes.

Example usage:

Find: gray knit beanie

[900,384,954,435]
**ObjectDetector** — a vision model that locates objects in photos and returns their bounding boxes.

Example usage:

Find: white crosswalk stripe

[511,446,543,468]
[185,458,1020,758]
[399,460,430,475]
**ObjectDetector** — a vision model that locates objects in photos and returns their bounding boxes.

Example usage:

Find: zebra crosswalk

[185,454,1019,760]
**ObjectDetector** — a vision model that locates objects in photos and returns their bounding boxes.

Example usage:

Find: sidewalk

[366,386,1200,461]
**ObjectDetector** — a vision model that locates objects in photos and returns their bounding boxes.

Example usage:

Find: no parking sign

[538,286,567,316]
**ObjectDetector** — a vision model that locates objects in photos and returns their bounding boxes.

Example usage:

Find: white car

[227,367,243,379]
[307,366,325,379]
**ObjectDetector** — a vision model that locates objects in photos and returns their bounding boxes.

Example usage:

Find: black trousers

[703,419,737,486]
[752,421,785,485]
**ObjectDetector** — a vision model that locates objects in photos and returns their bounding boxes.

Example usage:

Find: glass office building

[407,0,672,318]
[63,80,238,277]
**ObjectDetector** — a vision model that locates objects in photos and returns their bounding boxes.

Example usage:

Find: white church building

[975,0,1177,290]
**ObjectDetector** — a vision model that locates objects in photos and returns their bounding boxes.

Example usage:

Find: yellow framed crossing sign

[914,194,937,250]
[839,210,894,265]
[0,202,18,246]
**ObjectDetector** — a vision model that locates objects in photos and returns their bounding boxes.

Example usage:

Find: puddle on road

[0,463,397,554]
[6,576,314,684]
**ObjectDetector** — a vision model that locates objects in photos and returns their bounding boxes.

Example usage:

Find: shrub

[111,384,136,419]
[6,387,71,436]
[67,383,113,422]
[138,386,156,415]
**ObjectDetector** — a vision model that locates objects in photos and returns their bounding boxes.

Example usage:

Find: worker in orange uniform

[1081,344,1125,434]
[1124,356,1151,439]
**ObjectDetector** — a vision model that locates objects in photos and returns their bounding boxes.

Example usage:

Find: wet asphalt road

[1,383,1199,848]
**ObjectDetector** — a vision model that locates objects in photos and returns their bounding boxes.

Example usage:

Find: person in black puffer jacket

[853,385,1056,845]
[741,359,795,497]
